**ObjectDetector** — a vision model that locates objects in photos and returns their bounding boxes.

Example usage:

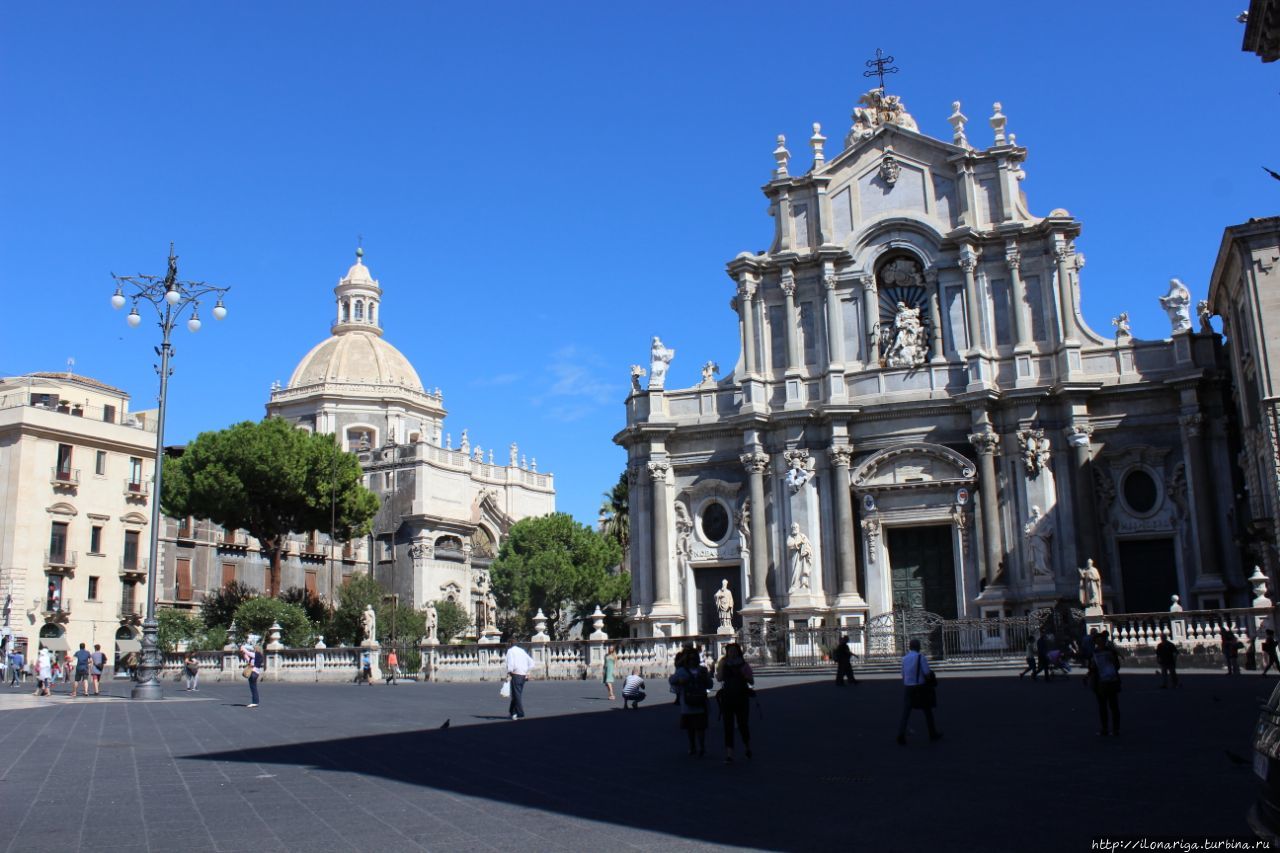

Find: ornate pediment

[851,443,976,491]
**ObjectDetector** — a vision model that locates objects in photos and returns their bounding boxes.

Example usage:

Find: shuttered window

[176,558,192,601]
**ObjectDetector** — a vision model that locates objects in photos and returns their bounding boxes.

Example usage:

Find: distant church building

[160,250,555,634]
[618,88,1253,638]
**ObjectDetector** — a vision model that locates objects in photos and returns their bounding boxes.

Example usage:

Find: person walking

[1263,630,1278,677]
[385,650,399,685]
[715,643,755,762]
[669,647,713,757]
[1155,632,1180,688]
[359,650,372,685]
[621,669,646,709]
[1222,626,1243,675]
[34,648,53,697]
[897,639,941,745]
[1019,633,1039,679]
[603,646,618,701]
[833,636,857,686]
[90,644,106,694]
[505,643,534,720]
[71,643,92,697]
[1088,631,1122,736]
[8,648,23,687]
[243,641,264,708]
[1036,631,1055,682]
[183,651,200,691]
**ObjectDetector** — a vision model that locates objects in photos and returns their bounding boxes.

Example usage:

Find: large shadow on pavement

[187,675,1262,851]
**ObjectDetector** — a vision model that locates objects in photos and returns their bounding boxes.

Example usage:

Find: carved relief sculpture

[787,523,813,591]
[1022,505,1053,579]
[1078,559,1103,612]
[649,337,675,390]
[861,516,881,564]
[714,579,735,629]
[409,540,432,561]
[1017,429,1051,478]
[783,449,815,493]
[883,301,927,368]
[674,501,693,577]
[845,88,919,146]
[1159,278,1192,333]
[879,151,901,186]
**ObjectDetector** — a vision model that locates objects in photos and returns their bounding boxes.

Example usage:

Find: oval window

[701,502,730,543]
[1123,469,1158,514]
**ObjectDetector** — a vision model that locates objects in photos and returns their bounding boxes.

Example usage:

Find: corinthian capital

[1064,424,1094,448]
[737,278,758,301]
[968,431,1000,456]
[739,451,771,475]
[780,274,796,298]
[828,445,855,468]
[646,461,670,483]
[1179,412,1204,437]
[1005,244,1021,271]
[857,273,876,294]
[823,274,839,292]
[958,247,979,274]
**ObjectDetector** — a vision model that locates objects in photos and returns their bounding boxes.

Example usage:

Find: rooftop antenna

[863,48,898,92]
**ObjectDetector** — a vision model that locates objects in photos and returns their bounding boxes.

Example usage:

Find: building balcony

[218,531,250,550]
[44,550,77,574]
[50,467,80,489]
[118,601,143,622]
[119,557,147,580]
[40,601,70,622]
[123,479,150,500]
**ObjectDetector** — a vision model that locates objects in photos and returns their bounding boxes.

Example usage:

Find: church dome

[287,330,424,392]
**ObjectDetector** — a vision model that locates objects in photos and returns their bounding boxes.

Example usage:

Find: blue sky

[2,2,1276,526]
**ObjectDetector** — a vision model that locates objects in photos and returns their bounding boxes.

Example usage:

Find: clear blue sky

[2,2,1276,526]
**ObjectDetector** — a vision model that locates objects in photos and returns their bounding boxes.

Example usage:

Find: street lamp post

[112,244,229,700]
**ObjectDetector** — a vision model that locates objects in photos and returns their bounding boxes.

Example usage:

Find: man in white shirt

[504,644,534,720]
[897,638,942,745]
[621,670,646,709]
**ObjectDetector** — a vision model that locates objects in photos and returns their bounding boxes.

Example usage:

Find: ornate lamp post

[112,244,229,700]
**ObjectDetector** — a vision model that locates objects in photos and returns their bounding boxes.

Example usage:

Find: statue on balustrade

[1078,559,1103,613]
[425,601,439,642]
[649,336,675,390]
[362,604,378,645]
[714,579,735,629]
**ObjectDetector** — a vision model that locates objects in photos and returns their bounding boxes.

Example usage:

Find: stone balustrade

[1096,606,1266,657]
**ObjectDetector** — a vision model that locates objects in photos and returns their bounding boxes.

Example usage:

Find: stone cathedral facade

[617,89,1249,639]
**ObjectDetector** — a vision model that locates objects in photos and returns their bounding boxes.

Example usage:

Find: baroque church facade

[158,251,555,636]
[617,88,1249,639]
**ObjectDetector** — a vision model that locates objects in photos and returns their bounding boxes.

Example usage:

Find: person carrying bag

[897,638,942,745]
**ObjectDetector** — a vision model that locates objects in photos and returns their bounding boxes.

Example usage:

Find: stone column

[925,268,944,360]
[1180,412,1225,592]
[829,446,861,601]
[968,429,1003,587]
[1065,424,1099,567]
[648,461,673,606]
[824,273,844,367]
[1053,237,1082,343]
[860,274,879,364]
[781,269,801,371]
[1006,242,1030,349]
[959,247,983,354]
[738,275,759,376]
[741,451,772,607]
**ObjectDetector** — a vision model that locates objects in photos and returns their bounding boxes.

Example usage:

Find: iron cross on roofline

[863,48,898,91]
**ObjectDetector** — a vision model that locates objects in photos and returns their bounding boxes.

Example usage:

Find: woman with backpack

[1088,631,1122,736]
[669,647,713,757]
[715,643,754,762]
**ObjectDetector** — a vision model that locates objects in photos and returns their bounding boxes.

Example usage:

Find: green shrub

[232,597,311,647]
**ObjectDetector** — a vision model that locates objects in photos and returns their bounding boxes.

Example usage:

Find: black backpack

[681,668,708,707]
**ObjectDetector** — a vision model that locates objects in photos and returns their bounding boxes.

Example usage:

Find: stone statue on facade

[736,499,751,585]
[1196,299,1213,333]
[845,88,919,147]
[1112,312,1131,341]
[424,601,439,643]
[362,604,378,645]
[1017,429,1051,478]
[714,580,735,632]
[629,365,647,393]
[1078,559,1103,613]
[484,591,497,630]
[700,361,719,386]
[357,431,372,451]
[674,502,693,576]
[1022,505,1053,579]
[649,337,675,390]
[787,523,813,592]
[460,429,470,454]
[883,301,927,368]
[1159,278,1193,333]
[784,450,815,493]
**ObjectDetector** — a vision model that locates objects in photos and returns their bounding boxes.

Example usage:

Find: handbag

[499,679,511,698]
[910,654,937,709]
[241,664,253,679]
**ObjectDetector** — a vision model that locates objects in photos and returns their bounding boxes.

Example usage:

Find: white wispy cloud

[471,372,524,387]
[533,346,622,421]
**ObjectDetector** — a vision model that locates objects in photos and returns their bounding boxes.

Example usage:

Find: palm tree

[599,471,629,568]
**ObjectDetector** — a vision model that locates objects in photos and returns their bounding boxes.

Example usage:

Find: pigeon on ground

[440,719,450,730]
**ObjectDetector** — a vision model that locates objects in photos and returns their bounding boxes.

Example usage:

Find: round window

[701,502,730,543]
[1123,469,1159,514]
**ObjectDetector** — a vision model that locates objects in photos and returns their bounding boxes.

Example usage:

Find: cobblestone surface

[0,668,1266,852]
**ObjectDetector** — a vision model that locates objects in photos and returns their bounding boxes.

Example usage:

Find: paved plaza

[0,668,1267,852]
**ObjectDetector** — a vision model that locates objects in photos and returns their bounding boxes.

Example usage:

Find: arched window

[341,300,350,322]
[875,254,931,368]
[355,300,364,321]
[369,304,377,325]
